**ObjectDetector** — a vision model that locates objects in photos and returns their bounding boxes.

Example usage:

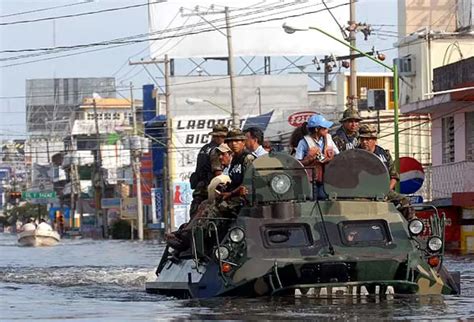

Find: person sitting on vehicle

[358,124,415,220]
[165,134,252,253]
[289,121,309,156]
[332,108,362,152]
[244,127,267,158]
[189,124,228,219]
[216,128,255,205]
[295,114,339,199]
[37,218,53,231]
[207,143,232,202]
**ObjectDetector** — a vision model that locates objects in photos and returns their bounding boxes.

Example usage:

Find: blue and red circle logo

[400,157,425,194]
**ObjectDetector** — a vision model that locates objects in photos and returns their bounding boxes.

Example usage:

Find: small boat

[17,229,61,247]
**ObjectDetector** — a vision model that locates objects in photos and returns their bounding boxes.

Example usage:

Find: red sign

[288,111,316,127]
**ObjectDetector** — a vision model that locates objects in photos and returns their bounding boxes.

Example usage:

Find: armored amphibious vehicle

[146,149,460,298]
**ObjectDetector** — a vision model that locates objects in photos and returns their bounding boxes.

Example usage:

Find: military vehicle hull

[146,200,460,298]
[147,151,460,298]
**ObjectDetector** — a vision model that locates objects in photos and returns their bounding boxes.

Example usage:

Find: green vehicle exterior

[146,149,460,298]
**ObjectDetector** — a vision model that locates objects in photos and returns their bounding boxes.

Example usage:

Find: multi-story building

[397,1,474,251]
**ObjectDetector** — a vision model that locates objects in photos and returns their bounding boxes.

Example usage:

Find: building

[397,0,474,251]
[26,77,116,135]
[61,97,142,236]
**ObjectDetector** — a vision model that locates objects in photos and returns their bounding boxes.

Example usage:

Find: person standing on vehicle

[244,127,267,158]
[295,114,339,199]
[332,108,362,152]
[221,129,255,200]
[189,124,228,218]
[358,124,398,190]
[357,124,414,220]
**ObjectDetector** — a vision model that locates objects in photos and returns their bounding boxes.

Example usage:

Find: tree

[3,203,48,226]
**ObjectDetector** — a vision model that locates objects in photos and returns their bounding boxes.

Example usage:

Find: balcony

[430,161,474,199]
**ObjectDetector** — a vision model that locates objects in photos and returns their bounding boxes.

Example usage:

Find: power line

[0,2,150,26]
[0,0,350,67]
[0,1,92,18]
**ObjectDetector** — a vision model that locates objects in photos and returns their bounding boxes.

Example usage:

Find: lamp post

[185,98,233,116]
[282,23,400,187]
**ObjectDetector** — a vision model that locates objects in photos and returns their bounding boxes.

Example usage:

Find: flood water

[1,233,473,321]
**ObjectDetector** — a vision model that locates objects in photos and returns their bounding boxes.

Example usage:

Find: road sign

[101,198,121,209]
[120,197,138,220]
[400,157,425,195]
[22,191,56,199]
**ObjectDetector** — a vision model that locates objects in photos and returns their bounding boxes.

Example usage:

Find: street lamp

[185,98,234,117]
[282,22,400,189]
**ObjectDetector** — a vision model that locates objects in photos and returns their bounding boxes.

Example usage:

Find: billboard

[149,0,349,59]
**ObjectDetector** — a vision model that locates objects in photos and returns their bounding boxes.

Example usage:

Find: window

[262,224,313,248]
[466,112,474,162]
[339,220,391,246]
[442,116,455,164]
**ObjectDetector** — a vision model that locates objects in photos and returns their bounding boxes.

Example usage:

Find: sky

[0,0,398,139]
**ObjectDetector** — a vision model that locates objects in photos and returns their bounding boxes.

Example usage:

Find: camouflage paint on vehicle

[146,150,460,298]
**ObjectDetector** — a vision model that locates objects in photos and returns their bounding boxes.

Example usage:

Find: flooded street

[1,233,473,321]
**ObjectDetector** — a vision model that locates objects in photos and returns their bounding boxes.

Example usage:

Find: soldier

[189,124,228,218]
[219,129,255,201]
[295,114,339,199]
[244,127,267,158]
[358,124,415,220]
[358,124,398,190]
[333,108,362,151]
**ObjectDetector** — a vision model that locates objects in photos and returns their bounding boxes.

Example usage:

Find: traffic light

[8,191,22,204]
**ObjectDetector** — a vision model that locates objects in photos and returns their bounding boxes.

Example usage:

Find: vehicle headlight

[427,236,443,252]
[229,227,245,243]
[214,246,230,260]
[408,219,424,236]
[270,174,291,194]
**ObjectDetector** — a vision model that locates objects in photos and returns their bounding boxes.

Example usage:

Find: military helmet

[359,124,378,138]
[340,108,362,122]
[225,128,246,141]
[208,124,229,136]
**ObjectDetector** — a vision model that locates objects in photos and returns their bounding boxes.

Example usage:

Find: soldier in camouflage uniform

[189,124,228,218]
[332,108,362,152]
[358,124,414,220]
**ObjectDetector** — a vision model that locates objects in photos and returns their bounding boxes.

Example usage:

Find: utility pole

[224,7,238,126]
[256,87,262,115]
[182,8,239,126]
[164,55,173,234]
[348,0,358,110]
[130,83,144,241]
[128,57,173,234]
[92,98,106,237]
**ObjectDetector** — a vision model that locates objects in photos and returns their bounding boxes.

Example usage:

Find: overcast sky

[0,0,397,138]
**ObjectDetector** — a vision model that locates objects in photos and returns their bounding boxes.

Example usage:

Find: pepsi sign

[400,157,425,194]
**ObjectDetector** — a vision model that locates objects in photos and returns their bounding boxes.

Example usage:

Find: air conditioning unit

[394,56,416,76]
[367,89,386,110]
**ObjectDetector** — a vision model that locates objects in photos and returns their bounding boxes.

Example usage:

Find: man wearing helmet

[295,114,339,199]
[358,124,398,190]
[333,108,362,151]
[358,124,415,220]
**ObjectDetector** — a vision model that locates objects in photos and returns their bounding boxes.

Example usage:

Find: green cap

[359,124,378,138]
[208,124,229,136]
[340,108,362,122]
[225,128,246,141]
